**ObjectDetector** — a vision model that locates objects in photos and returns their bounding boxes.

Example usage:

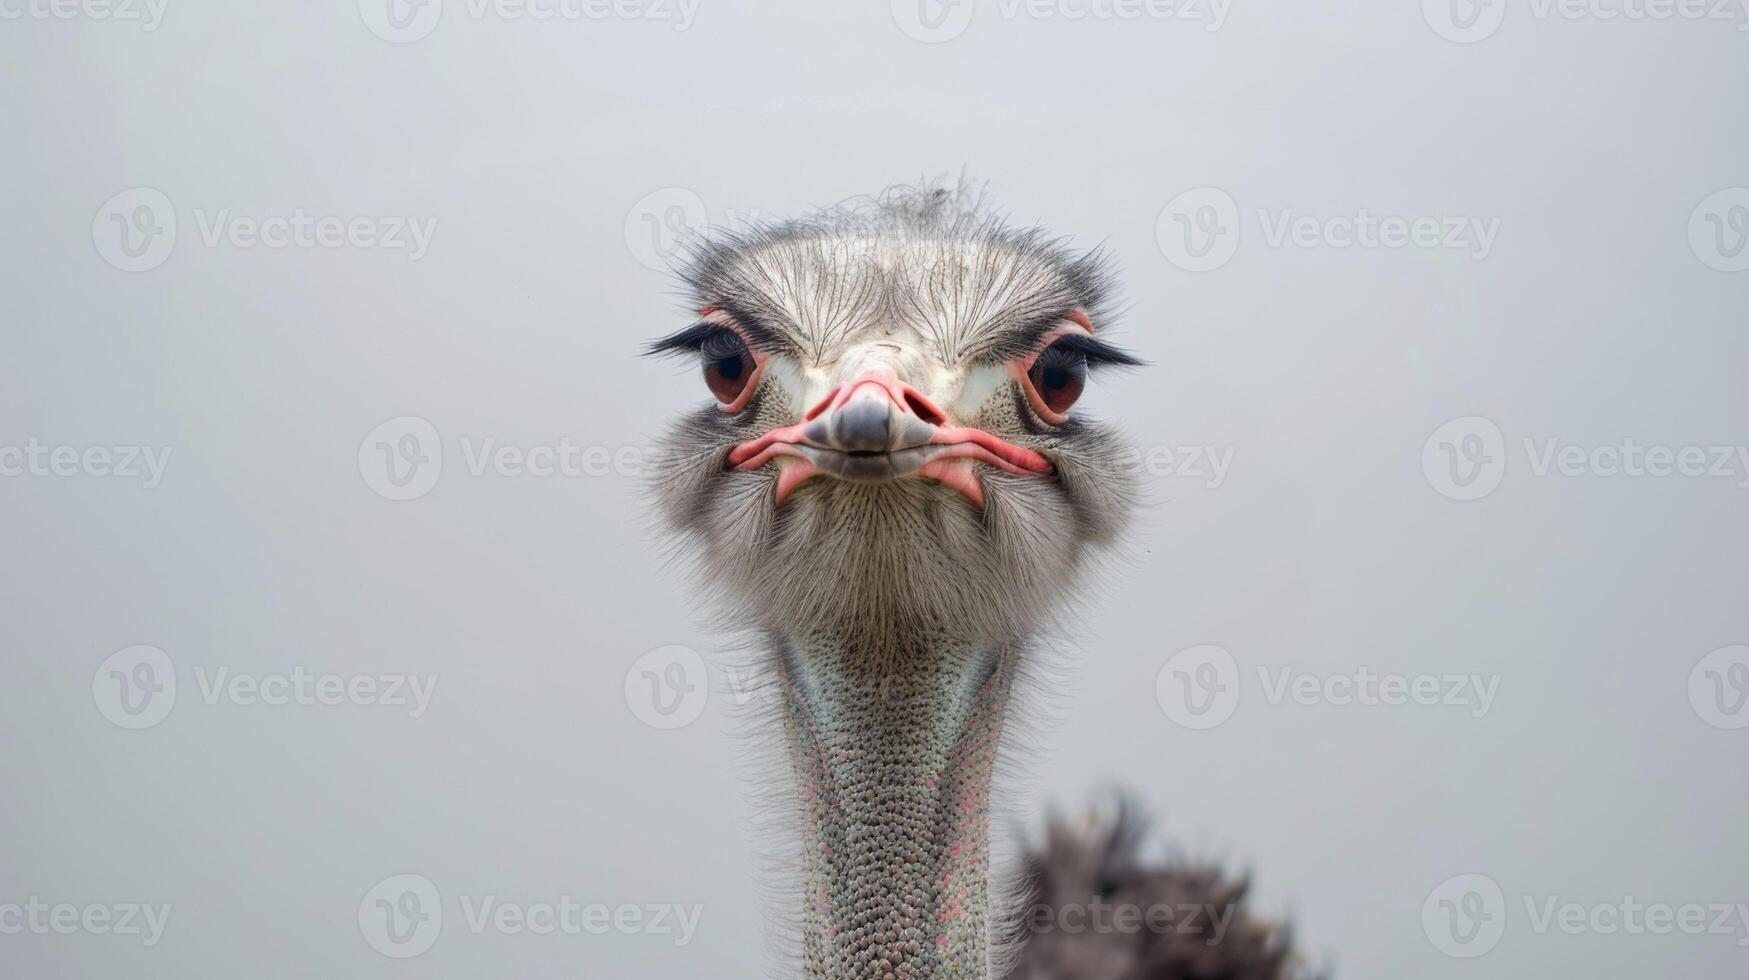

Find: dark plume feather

[1007,804,1322,980]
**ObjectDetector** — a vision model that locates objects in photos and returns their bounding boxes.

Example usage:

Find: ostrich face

[650,190,1141,644]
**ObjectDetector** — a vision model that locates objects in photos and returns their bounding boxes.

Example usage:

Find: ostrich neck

[775,626,1015,980]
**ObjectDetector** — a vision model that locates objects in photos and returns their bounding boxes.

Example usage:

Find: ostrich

[648,184,1309,980]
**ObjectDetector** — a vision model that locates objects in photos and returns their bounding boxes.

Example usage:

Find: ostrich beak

[725,369,1054,506]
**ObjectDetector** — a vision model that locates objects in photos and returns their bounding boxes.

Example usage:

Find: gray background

[3,1,1747,977]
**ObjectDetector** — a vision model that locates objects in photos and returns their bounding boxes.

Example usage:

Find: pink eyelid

[698,307,1093,419]
[1007,316,1094,425]
[699,310,769,414]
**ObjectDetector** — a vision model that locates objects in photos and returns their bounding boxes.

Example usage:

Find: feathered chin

[651,408,1138,645]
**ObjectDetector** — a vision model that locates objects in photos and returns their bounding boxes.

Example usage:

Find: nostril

[902,390,947,426]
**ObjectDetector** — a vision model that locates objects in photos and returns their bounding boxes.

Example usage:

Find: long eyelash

[645,305,793,360]
[981,313,1076,362]
[644,322,736,358]
[708,302,792,354]
[1043,333,1148,370]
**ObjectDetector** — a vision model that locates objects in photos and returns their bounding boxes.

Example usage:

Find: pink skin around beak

[726,368,1054,507]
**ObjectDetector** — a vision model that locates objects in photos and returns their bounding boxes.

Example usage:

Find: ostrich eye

[701,333,756,404]
[1027,340,1088,415]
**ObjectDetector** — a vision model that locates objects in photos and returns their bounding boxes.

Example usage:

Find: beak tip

[825,397,896,454]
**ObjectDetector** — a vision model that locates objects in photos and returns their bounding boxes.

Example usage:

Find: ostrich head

[649,185,1143,979]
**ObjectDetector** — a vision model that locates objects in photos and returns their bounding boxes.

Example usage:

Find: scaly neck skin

[776,627,1015,980]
